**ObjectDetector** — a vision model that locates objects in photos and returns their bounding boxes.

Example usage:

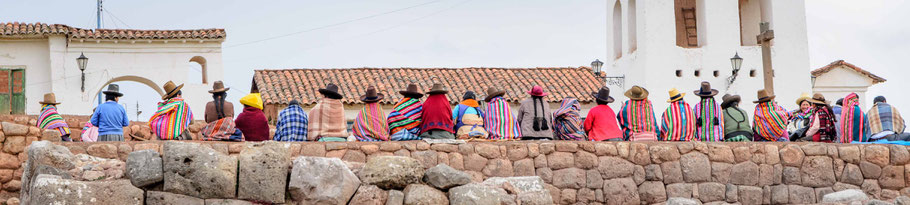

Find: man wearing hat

[517,85,554,140]
[90,84,130,141]
[353,86,390,141]
[235,93,269,141]
[204,81,234,123]
[274,99,308,141]
[483,86,521,140]
[149,81,194,140]
[751,89,790,141]
[388,84,425,141]
[617,85,660,141]
[692,82,725,141]
[720,94,753,141]
[452,91,487,140]
[419,83,456,139]
[660,88,695,141]
[584,87,623,141]
[36,93,72,141]
[308,83,349,141]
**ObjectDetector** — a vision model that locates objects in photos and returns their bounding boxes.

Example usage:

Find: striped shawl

[388,98,423,141]
[694,98,725,141]
[618,99,660,140]
[354,102,390,141]
[660,101,695,141]
[148,98,194,140]
[484,97,521,140]
[753,101,790,141]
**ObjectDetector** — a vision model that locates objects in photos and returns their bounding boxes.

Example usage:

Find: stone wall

[2,115,910,204]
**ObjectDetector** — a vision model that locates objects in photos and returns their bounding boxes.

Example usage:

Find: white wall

[0,36,224,118]
[607,0,812,119]
[813,66,875,109]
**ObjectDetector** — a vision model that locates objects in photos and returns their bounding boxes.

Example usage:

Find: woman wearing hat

[720,94,753,141]
[516,85,554,140]
[388,84,425,141]
[617,85,661,141]
[36,93,72,141]
[660,88,695,141]
[804,93,837,142]
[90,84,131,141]
[204,81,234,123]
[752,89,791,141]
[149,81,194,140]
[353,86,390,141]
[483,86,521,140]
[419,83,456,139]
[308,83,349,141]
[583,87,622,141]
[235,93,269,141]
[692,82,725,141]
[787,93,815,141]
[553,97,586,141]
[453,91,488,140]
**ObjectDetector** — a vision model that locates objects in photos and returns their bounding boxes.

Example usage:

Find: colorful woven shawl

[660,101,695,141]
[307,98,348,141]
[841,93,868,143]
[868,102,905,135]
[201,117,242,141]
[38,104,70,136]
[274,104,309,141]
[388,98,423,140]
[484,96,521,140]
[553,98,586,140]
[148,98,194,140]
[694,98,725,141]
[618,99,660,140]
[753,101,790,141]
[419,94,455,134]
[354,102,390,141]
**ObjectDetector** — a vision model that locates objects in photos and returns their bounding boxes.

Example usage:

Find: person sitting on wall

[840,93,870,143]
[387,84,425,141]
[804,93,837,142]
[693,82,725,141]
[584,87,623,141]
[419,83,456,140]
[867,96,910,141]
[553,97,586,141]
[90,84,130,141]
[201,81,244,141]
[149,81,194,140]
[452,91,488,140]
[617,85,661,141]
[720,94,753,141]
[660,88,695,141]
[483,87,521,140]
[517,85,554,140]
[833,98,845,140]
[36,93,72,141]
[307,83,349,142]
[353,86,390,141]
[787,93,815,141]
[274,99,308,141]
[752,89,790,142]
[235,93,269,141]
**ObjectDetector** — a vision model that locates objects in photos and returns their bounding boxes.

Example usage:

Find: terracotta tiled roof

[1,22,225,40]
[811,60,886,84]
[253,67,605,105]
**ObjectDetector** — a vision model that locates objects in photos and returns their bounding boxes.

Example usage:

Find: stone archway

[94,75,165,97]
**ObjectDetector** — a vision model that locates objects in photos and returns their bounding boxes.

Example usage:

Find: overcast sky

[2,0,908,120]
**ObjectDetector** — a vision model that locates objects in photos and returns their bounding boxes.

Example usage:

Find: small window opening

[694,70,701,77]
[749,69,757,77]
[675,70,683,77]
[713,70,719,77]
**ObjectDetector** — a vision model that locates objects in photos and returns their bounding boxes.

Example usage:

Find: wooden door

[10,69,24,114]
[0,70,10,114]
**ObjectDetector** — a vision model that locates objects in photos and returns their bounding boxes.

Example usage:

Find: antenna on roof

[96,0,103,29]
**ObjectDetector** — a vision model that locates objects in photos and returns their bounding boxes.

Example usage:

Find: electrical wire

[224,0,446,48]
[104,9,133,29]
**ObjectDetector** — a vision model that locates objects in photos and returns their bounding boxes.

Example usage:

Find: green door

[0,70,10,114]
[10,69,25,114]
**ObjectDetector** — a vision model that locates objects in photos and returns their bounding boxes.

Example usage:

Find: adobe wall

[1,115,909,204]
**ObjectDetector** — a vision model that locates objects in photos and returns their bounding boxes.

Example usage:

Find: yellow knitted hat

[239,93,263,110]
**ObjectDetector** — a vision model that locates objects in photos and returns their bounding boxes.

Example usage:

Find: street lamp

[730,52,743,75]
[77,53,88,92]
[591,59,604,76]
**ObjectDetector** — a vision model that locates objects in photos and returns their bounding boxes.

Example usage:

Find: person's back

[92,101,129,137]
[585,104,622,141]
[722,106,752,139]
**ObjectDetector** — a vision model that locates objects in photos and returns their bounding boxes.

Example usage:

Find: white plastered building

[0,22,225,118]
[605,0,812,114]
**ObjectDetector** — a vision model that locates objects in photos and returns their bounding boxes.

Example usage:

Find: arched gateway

[0,22,225,117]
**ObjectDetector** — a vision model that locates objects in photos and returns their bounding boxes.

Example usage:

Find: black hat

[592,87,615,103]
[360,86,384,103]
[721,94,741,108]
[318,83,343,100]
[102,84,124,97]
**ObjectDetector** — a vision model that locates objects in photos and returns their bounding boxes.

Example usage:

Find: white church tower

[606,0,811,112]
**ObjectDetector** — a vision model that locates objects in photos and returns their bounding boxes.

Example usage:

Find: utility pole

[757,22,775,94]
[135,101,142,120]
[97,0,103,29]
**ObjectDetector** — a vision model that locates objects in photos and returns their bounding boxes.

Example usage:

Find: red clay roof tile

[0,22,225,40]
[811,60,886,84]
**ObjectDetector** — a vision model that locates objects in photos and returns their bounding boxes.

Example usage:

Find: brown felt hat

[694,81,719,97]
[208,81,230,93]
[753,89,775,103]
[624,85,649,101]
[484,87,506,102]
[809,93,828,105]
[161,81,184,100]
[721,94,741,108]
[360,86,384,103]
[38,93,61,105]
[318,83,343,100]
[426,83,448,95]
[399,84,424,98]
